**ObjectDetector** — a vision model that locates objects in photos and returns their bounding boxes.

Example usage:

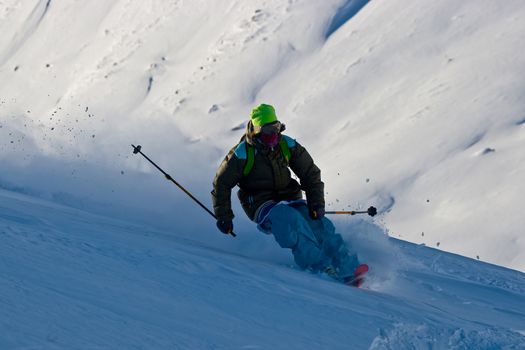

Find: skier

[211,104,368,286]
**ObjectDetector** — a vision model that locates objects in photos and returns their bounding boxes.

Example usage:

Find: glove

[216,219,233,234]
[309,205,325,220]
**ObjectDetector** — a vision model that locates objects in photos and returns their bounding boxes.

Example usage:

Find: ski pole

[131,144,236,237]
[326,206,377,217]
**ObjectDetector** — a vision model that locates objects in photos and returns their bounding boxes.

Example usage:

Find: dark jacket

[212,121,324,222]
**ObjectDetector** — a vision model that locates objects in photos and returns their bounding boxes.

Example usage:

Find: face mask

[259,132,279,148]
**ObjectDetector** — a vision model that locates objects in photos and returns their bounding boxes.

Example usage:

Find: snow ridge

[324,0,370,40]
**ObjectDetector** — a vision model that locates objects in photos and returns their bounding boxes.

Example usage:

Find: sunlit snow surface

[1,0,525,348]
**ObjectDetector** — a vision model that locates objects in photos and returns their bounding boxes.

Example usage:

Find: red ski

[344,264,369,288]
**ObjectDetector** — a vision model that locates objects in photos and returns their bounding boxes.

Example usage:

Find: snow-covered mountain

[1,0,525,348]
[1,0,524,271]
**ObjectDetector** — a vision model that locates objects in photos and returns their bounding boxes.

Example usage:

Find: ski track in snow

[1,188,524,349]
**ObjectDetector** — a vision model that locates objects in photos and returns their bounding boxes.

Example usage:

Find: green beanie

[250,104,278,127]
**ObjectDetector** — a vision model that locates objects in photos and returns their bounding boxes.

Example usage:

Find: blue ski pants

[258,201,359,278]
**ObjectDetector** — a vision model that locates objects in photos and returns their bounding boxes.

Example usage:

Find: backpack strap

[243,142,255,176]
[279,138,291,163]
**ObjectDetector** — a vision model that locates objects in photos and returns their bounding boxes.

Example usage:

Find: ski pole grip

[325,206,377,217]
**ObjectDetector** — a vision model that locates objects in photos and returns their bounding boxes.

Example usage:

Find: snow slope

[1,0,524,271]
[1,1,525,347]
[1,188,525,349]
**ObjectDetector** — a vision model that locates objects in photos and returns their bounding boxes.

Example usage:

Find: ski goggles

[255,121,284,135]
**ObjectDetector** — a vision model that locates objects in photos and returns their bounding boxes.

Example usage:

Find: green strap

[243,142,255,176]
[279,139,291,162]
[243,139,291,176]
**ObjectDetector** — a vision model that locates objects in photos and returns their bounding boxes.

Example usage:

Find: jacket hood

[242,120,257,145]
